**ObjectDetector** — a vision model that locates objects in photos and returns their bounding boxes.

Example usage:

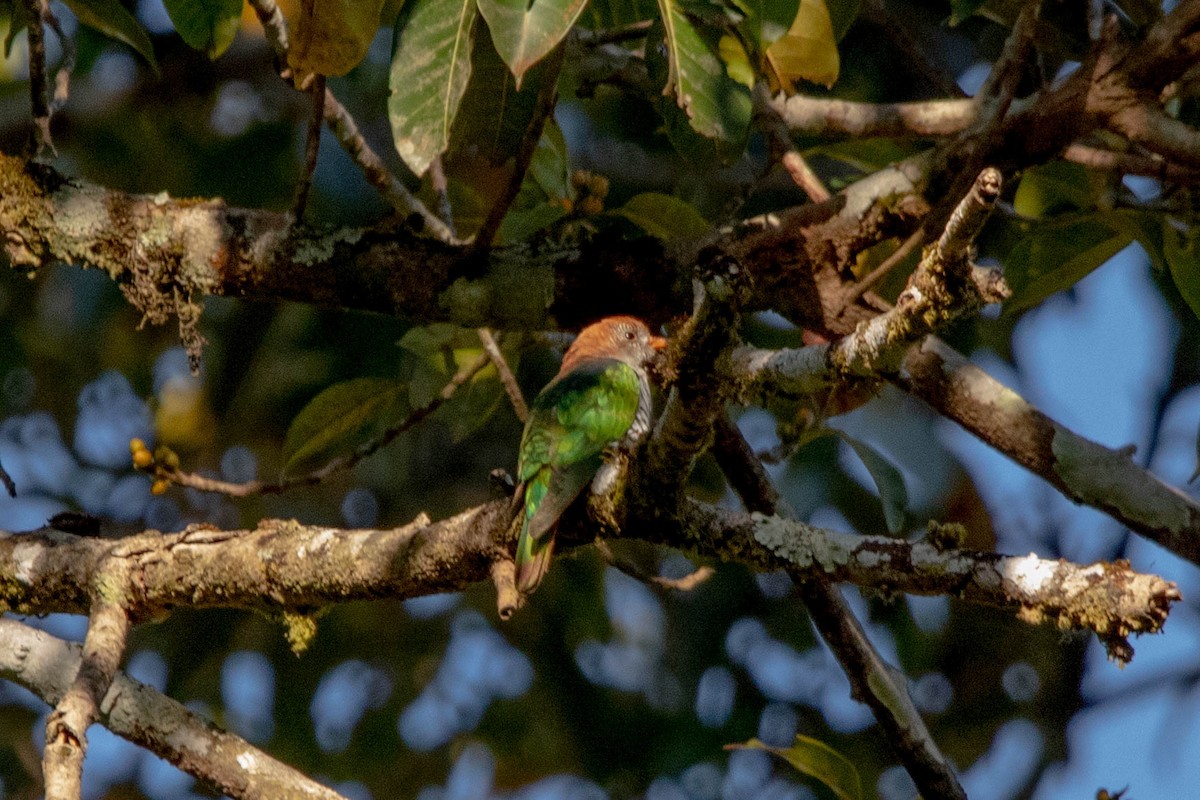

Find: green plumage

[515,358,642,592]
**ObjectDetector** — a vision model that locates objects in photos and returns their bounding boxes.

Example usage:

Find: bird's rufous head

[560,316,667,374]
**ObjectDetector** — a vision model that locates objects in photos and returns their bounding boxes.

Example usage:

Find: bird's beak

[649,335,668,351]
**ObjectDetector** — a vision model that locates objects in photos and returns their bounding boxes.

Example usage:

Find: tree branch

[710,416,967,800]
[0,493,1176,659]
[42,575,131,800]
[0,618,349,800]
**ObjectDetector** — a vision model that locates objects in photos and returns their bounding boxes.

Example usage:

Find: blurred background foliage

[0,0,1197,799]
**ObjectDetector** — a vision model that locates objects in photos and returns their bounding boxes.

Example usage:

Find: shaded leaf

[581,0,659,29]
[1005,217,1132,314]
[654,0,753,145]
[613,192,710,240]
[287,0,387,81]
[449,23,548,164]
[389,0,477,176]
[1164,218,1200,323]
[498,202,569,243]
[283,378,409,474]
[64,0,158,69]
[1013,161,1099,218]
[3,0,33,57]
[162,0,243,58]
[837,432,906,533]
[527,119,571,200]
[764,0,839,90]
[476,0,588,85]
[730,736,863,800]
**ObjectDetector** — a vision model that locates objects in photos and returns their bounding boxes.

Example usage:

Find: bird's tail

[515,512,555,595]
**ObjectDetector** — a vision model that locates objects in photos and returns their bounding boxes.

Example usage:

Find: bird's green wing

[517,359,641,541]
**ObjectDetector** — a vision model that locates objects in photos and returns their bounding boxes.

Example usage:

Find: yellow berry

[129,438,146,454]
[151,479,170,496]
[132,449,154,469]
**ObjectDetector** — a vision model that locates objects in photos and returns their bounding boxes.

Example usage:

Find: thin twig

[1064,142,1200,180]
[429,155,457,236]
[292,74,326,221]
[168,352,491,497]
[473,44,566,250]
[42,1,73,113]
[752,84,831,203]
[0,460,14,497]
[478,328,528,422]
[840,228,925,308]
[593,539,716,592]
[23,0,52,155]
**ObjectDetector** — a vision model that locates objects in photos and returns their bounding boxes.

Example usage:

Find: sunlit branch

[478,328,528,423]
[0,496,1176,658]
[42,579,131,800]
[0,619,349,800]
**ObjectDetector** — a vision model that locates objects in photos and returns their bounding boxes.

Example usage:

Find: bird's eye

[623,328,635,340]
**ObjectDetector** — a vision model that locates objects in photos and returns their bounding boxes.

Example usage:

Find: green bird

[514,316,667,594]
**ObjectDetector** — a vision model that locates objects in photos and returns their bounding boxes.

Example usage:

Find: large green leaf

[389,0,477,176]
[613,193,710,240]
[287,0,387,80]
[283,378,409,475]
[731,736,863,800]
[1164,218,1200,323]
[654,0,752,146]
[476,0,588,85]
[64,0,158,69]
[162,0,243,58]
[837,432,906,534]
[1004,217,1132,314]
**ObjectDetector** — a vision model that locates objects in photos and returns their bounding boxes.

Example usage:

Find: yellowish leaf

[287,0,386,81]
[764,0,840,90]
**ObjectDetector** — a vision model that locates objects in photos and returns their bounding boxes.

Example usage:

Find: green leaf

[527,119,571,200]
[287,0,387,80]
[449,23,548,165]
[1163,218,1200,323]
[162,0,243,58]
[64,0,158,69]
[498,202,568,243]
[389,0,477,176]
[654,0,753,146]
[1013,161,1099,218]
[613,192,710,240]
[1004,217,1132,314]
[837,432,906,533]
[764,0,840,89]
[476,0,588,85]
[730,736,864,800]
[283,378,409,474]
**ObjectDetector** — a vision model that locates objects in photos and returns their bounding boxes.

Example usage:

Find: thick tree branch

[895,338,1200,568]
[768,95,979,139]
[0,493,1176,659]
[0,619,349,800]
